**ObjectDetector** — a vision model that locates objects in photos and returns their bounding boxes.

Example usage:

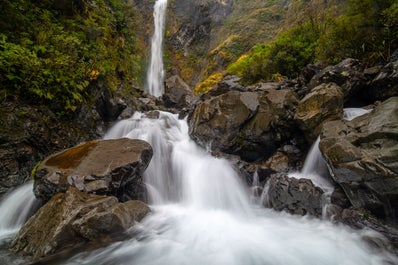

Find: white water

[62,110,396,265]
[0,181,40,243]
[145,0,168,97]
[289,107,374,193]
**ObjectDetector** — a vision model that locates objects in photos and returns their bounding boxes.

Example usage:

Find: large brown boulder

[34,138,153,202]
[295,82,344,142]
[319,97,398,219]
[10,187,150,260]
[189,88,298,161]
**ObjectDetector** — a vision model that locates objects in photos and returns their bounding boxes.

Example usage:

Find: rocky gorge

[1,0,398,263]
[1,56,397,262]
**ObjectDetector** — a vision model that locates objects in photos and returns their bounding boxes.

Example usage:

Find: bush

[227,22,317,84]
[0,0,143,112]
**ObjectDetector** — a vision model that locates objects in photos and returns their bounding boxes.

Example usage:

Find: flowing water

[0,111,396,264]
[59,111,395,265]
[145,0,168,97]
[288,107,374,193]
[0,1,395,262]
[0,181,40,243]
[0,181,40,264]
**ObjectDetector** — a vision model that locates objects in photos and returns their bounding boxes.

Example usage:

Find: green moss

[31,161,42,179]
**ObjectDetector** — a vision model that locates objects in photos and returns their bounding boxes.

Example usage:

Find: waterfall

[145,0,168,97]
[0,181,40,243]
[289,107,374,192]
[61,111,396,265]
[105,112,251,214]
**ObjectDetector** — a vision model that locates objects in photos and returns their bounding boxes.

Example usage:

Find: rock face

[266,174,324,217]
[11,187,150,260]
[295,82,344,142]
[189,88,298,161]
[319,97,398,218]
[34,138,153,202]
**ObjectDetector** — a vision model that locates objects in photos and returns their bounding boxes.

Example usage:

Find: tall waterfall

[145,0,168,97]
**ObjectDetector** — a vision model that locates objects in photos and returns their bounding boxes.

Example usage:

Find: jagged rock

[33,138,153,202]
[337,208,398,253]
[163,75,197,108]
[10,187,150,260]
[189,88,298,161]
[294,82,344,142]
[308,58,367,105]
[266,174,324,217]
[366,61,398,101]
[319,97,398,219]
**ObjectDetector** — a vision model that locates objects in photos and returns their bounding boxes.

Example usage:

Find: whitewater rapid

[59,110,396,265]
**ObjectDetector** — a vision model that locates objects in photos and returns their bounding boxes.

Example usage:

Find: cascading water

[0,181,40,243]
[0,181,40,264]
[61,111,396,265]
[0,0,394,261]
[286,107,374,216]
[289,107,373,191]
[145,0,168,97]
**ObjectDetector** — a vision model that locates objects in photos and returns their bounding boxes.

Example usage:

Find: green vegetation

[227,22,318,83]
[0,0,144,112]
[226,0,398,85]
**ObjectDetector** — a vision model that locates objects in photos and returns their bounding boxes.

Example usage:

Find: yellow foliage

[194,72,223,94]
[89,69,100,80]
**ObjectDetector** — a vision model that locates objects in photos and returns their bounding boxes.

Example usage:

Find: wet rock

[10,187,150,260]
[33,138,153,202]
[337,208,398,253]
[189,88,298,161]
[366,61,398,101]
[308,58,367,105]
[319,97,398,219]
[294,82,344,142]
[163,75,197,108]
[266,174,324,217]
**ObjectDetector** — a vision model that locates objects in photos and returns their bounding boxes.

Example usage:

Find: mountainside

[165,0,397,91]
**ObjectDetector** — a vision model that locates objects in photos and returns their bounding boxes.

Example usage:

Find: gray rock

[308,58,366,104]
[266,174,324,217]
[367,61,398,101]
[163,75,197,108]
[295,82,344,142]
[189,88,298,161]
[319,97,398,218]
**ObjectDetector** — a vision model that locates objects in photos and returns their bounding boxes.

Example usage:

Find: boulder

[189,88,298,161]
[34,138,153,202]
[10,187,150,260]
[366,61,398,101]
[295,82,344,142]
[163,75,197,108]
[308,58,367,104]
[266,174,324,217]
[319,97,398,219]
